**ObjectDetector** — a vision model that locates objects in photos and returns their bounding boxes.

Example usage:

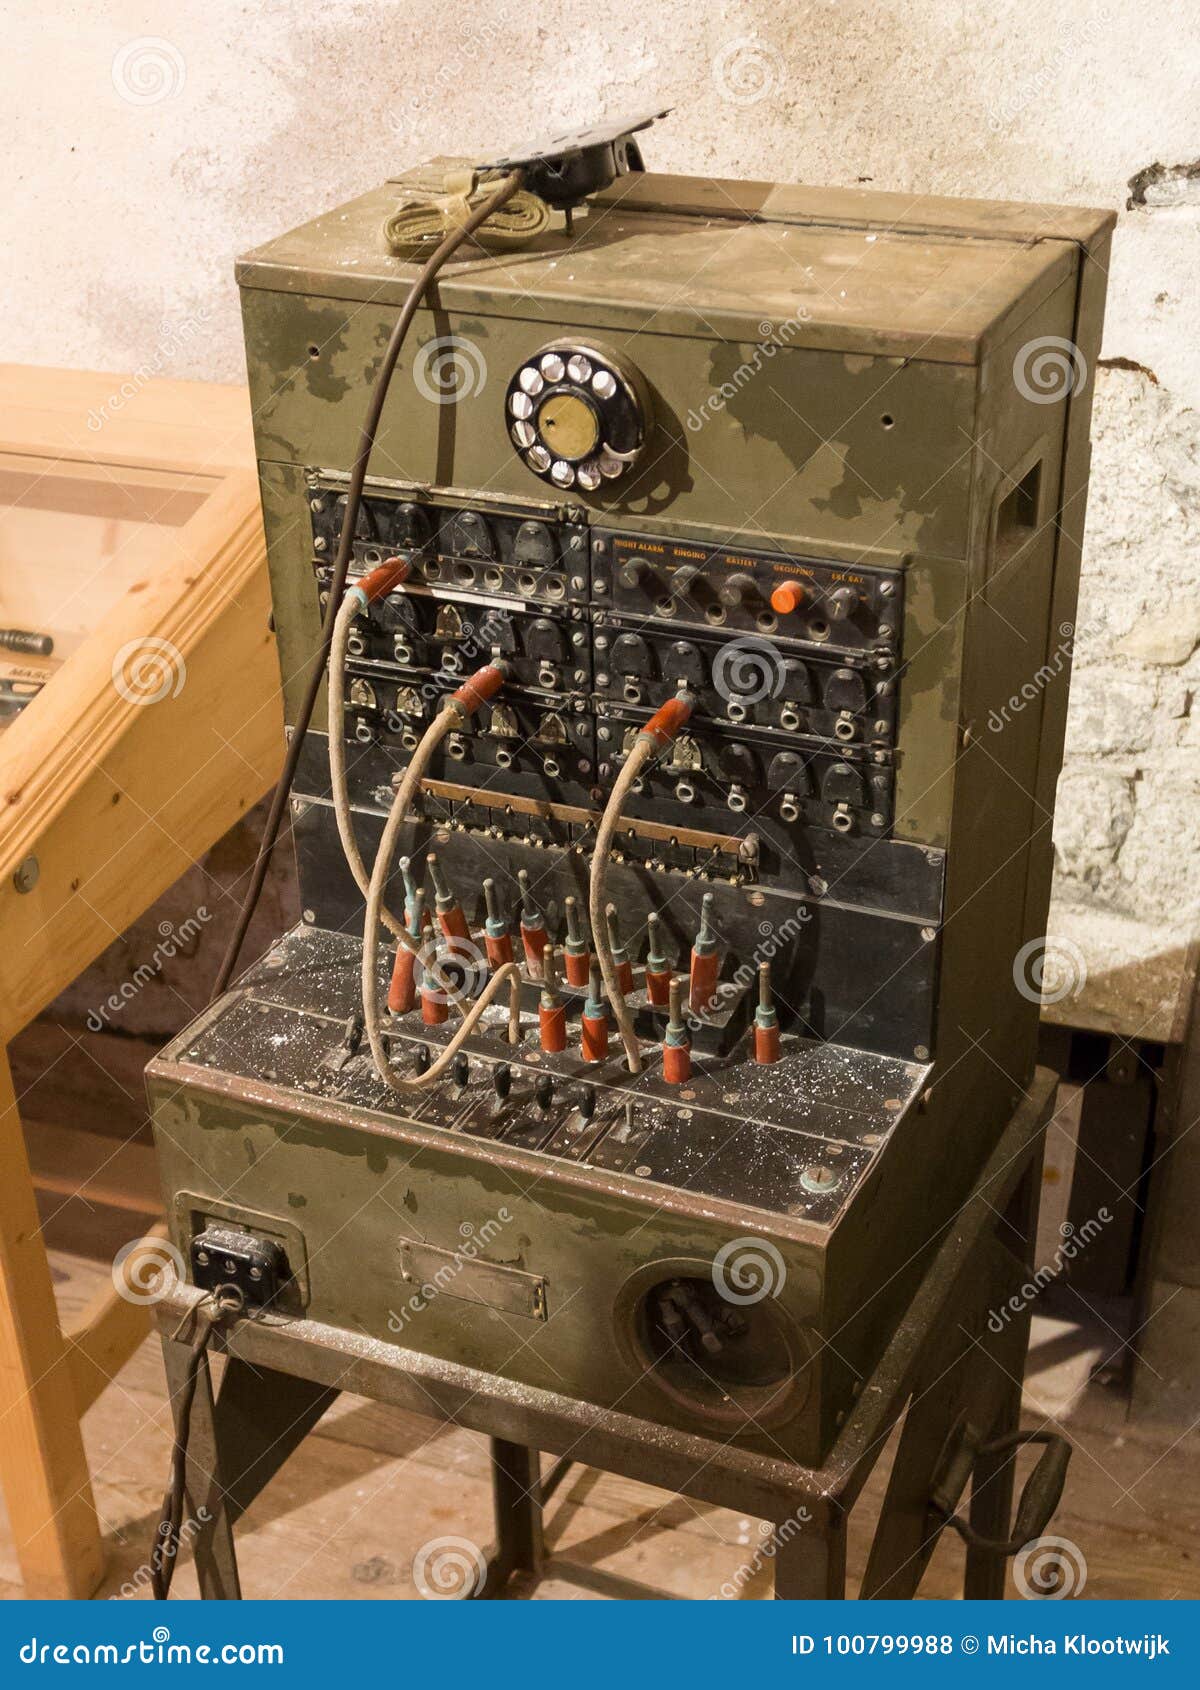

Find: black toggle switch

[619,555,656,590]
[718,571,757,608]
[535,1074,554,1111]
[493,1063,512,1102]
[576,1086,596,1120]
[452,1052,470,1088]
[414,1043,431,1076]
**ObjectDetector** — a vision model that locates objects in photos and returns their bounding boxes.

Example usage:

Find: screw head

[12,855,38,894]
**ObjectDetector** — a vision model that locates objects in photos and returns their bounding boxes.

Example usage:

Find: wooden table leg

[0,1044,105,1596]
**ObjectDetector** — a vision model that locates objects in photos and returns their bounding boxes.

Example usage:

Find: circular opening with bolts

[484,568,503,589]
[612,1260,812,1431]
[518,573,536,594]
[705,605,726,625]
[834,718,856,741]
[807,618,830,642]
[780,798,800,823]
[675,781,696,804]
[727,789,747,813]
[780,708,800,731]
[756,612,778,634]
[495,748,514,769]
[831,809,853,833]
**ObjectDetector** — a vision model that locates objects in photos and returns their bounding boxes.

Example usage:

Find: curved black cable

[210,168,526,1001]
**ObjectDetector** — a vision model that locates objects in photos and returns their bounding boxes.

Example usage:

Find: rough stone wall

[6,0,1199,1039]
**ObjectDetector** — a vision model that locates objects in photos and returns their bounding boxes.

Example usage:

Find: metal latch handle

[933,1427,1072,1555]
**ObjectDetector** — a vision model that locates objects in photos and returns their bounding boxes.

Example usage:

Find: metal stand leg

[476,1439,544,1597]
[160,1337,339,1599]
[964,1156,1042,1600]
[159,1333,240,1600]
[774,1507,847,1599]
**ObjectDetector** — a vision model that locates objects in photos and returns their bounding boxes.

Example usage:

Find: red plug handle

[452,661,507,717]
[387,942,418,1015]
[485,930,514,969]
[358,556,412,602]
[640,692,694,750]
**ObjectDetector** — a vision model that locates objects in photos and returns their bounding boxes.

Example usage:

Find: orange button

[770,580,807,615]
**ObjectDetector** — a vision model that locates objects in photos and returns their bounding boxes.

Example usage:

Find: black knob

[828,586,859,621]
[493,1062,512,1102]
[718,572,756,609]
[535,1074,554,1111]
[619,556,655,589]
[452,1052,470,1088]
[414,1043,431,1076]
[672,564,702,596]
[576,1087,596,1121]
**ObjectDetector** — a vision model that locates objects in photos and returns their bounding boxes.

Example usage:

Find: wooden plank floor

[2,1173,1197,1601]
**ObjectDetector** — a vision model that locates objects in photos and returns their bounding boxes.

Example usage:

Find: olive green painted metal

[151,161,1113,1472]
[150,1074,1054,1597]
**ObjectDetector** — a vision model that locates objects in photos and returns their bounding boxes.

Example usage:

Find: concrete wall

[7,0,1200,1040]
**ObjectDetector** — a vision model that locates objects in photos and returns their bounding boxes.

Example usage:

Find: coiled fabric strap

[383,170,549,258]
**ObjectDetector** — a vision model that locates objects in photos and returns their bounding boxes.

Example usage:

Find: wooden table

[0,365,282,1595]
